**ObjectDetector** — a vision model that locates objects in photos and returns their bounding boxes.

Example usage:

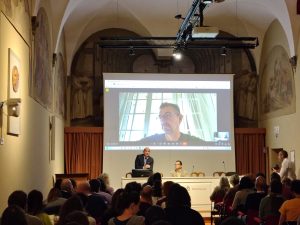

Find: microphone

[192,165,195,172]
[222,161,226,173]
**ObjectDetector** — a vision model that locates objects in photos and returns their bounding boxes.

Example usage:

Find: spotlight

[203,0,213,4]
[172,49,182,60]
[129,47,135,56]
[220,47,227,56]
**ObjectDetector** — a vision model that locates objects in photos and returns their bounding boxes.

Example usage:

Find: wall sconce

[7,98,21,135]
[290,55,297,73]
[52,53,57,67]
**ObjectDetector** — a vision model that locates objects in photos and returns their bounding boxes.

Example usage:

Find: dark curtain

[298,0,300,14]
[64,127,103,179]
[234,128,266,175]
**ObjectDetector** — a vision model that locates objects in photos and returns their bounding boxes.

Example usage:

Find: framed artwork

[8,48,21,99]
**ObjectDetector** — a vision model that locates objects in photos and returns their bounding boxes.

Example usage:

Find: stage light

[172,49,182,60]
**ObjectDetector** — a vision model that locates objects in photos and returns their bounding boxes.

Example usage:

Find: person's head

[145,205,166,225]
[159,102,183,135]
[54,178,63,190]
[76,181,91,195]
[239,176,254,190]
[270,172,281,182]
[175,160,183,171]
[162,181,174,197]
[141,185,152,203]
[12,66,20,93]
[64,210,89,225]
[89,179,101,193]
[59,195,84,222]
[99,173,110,186]
[167,183,191,208]
[27,189,44,215]
[97,177,107,192]
[1,205,28,225]
[291,179,300,195]
[125,181,142,194]
[255,176,266,191]
[7,190,27,209]
[278,150,288,162]
[47,187,62,203]
[115,191,140,216]
[270,179,282,194]
[143,147,151,157]
[61,179,74,193]
[229,174,240,186]
[219,177,230,189]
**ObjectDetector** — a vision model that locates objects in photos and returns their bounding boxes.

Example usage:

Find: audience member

[77,181,107,224]
[210,176,230,204]
[282,177,295,200]
[63,210,89,225]
[259,179,284,219]
[151,173,163,204]
[1,205,28,225]
[108,190,144,225]
[220,216,245,225]
[60,179,74,199]
[223,174,240,213]
[57,194,96,225]
[145,205,166,225]
[7,190,43,225]
[279,179,300,224]
[124,181,142,194]
[99,173,115,195]
[103,188,124,225]
[165,183,205,225]
[27,190,52,225]
[98,178,113,204]
[138,185,153,217]
[156,181,174,208]
[244,176,267,211]
[231,176,254,213]
[270,171,281,182]
[54,179,63,190]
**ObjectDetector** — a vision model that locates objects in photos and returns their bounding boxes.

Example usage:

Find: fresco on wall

[234,70,258,121]
[260,45,295,119]
[31,7,53,110]
[54,53,65,118]
[0,0,30,40]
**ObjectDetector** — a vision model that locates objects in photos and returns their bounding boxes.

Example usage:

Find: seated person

[259,179,284,219]
[135,147,154,170]
[210,177,230,204]
[170,160,188,177]
[223,174,240,214]
[231,176,255,213]
[245,176,267,211]
[279,180,300,224]
[139,102,206,145]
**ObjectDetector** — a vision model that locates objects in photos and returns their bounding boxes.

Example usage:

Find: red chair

[245,209,259,225]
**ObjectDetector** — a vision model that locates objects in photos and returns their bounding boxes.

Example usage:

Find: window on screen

[119,92,217,142]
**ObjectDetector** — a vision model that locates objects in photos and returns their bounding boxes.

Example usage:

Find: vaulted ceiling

[33,0,299,74]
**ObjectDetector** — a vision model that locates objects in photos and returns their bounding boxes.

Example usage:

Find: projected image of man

[139,102,205,145]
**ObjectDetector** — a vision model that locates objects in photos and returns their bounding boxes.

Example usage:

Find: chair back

[213,171,225,177]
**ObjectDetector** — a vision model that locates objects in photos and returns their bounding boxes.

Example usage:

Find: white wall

[0,12,64,213]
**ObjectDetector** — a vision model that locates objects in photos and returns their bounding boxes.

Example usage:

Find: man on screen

[139,102,205,145]
[135,147,154,170]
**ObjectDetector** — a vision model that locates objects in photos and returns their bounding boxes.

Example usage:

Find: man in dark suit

[135,147,154,170]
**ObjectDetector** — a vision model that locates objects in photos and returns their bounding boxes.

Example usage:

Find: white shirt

[279,158,296,180]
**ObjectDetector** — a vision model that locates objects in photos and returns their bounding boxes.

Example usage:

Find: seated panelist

[170,160,188,177]
[135,147,154,170]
